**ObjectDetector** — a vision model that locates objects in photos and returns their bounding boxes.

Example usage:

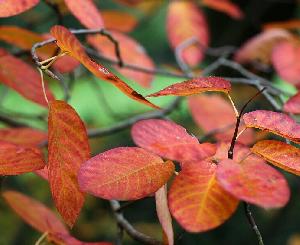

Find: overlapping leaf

[168,160,238,232]
[252,140,300,176]
[147,77,231,97]
[102,10,138,32]
[201,0,243,19]
[78,147,174,200]
[131,119,216,163]
[243,110,300,143]
[284,91,300,114]
[167,1,209,66]
[87,31,155,88]
[48,100,90,227]
[0,0,39,17]
[50,25,158,109]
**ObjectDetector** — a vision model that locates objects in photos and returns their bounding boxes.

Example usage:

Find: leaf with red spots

[167,1,209,66]
[48,100,90,227]
[252,140,300,176]
[0,0,39,17]
[131,119,216,163]
[102,10,138,32]
[87,31,155,88]
[50,25,158,109]
[64,0,104,29]
[284,91,300,114]
[168,160,238,232]
[78,147,174,200]
[201,0,243,19]
[243,110,300,143]
[0,142,45,175]
[147,77,231,97]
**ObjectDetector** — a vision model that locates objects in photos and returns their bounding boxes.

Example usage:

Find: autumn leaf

[167,1,209,66]
[263,19,300,31]
[284,91,300,114]
[243,110,300,143]
[0,0,39,17]
[147,77,231,97]
[102,10,138,32]
[252,140,300,176]
[131,119,216,163]
[50,25,158,109]
[48,100,90,227]
[168,160,238,232]
[78,147,174,200]
[201,0,244,19]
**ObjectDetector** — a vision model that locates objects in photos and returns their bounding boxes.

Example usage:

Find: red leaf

[78,147,174,200]
[284,91,300,114]
[252,140,300,176]
[201,0,244,19]
[243,110,300,143]
[64,0,104,29]
[167,1,209,66]
[102,10,138,32]
[50,25,158,109]
[48,100,90,227]
[87,31,155,88]
[272,40,300,87]
[168,160,238,232]
[147,77,231,97]
[0,50,54,107]
[131,119,216,163]
[0,0,39,17]
[216,157,290,208]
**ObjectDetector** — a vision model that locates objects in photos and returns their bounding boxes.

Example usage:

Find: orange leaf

[102,10,138,32]
[263,19,300,31]
[217,157,290,208]
[64,0,104,29]
[147,77,231,97]
[201,0,243,19]
[243,110,300,143]
[252,140,300,176]
[168,160,238,232]
[50,25,158,109]
[48,100,90,227]
[167,1,209,66]
[78,147,174,200]
[0,0,39,17]
[284,91,300,114]
[0,50,54,107]
[0,142,45,175]
[131,119,216,163]
[87,31,155,88]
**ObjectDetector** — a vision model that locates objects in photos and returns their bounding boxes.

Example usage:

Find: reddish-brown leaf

[284,91,300,114]
[271,40,300,87]
[217,157,290,208]
[167,1,209,66]
[188,94,254,145]
[48,100,90,227]
[0,0,39,17]
[201,0,244,19]
[102,10,138,32]
[147,77,231,97]
[0,50,54,107]
[243,110,300,143]
[131,119,216,163]
[87,31,155,88]
[78,147,174,200]
[263,19,300,31]
[168,160,238,232]
[0,142,45,175]
[50,25,158,109]
[64,0,104,29]
[252,140,300,176]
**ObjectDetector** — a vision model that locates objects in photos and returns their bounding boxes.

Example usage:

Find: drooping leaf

[78,147,174,200]
[168,160,238,232]
[155,185,174,245]
[50,25,158,109]
[167,1,209,66]
[87,31,155,88]
[102,10,138,32]
[243,110,300,143]
[216,157,290,208]
[131,119,216,163]
[147,77,231,97]
[0,142,45,175]
[284,91,300,114]
[48,100,90,227]
[271,40,300,87]
[0,0,39,17]
[188,94,254,145]
[263,19,300,31]
[0,50,54,107]
[64,0,104,29]
[252,140,300,176]
[201,0,243,19]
